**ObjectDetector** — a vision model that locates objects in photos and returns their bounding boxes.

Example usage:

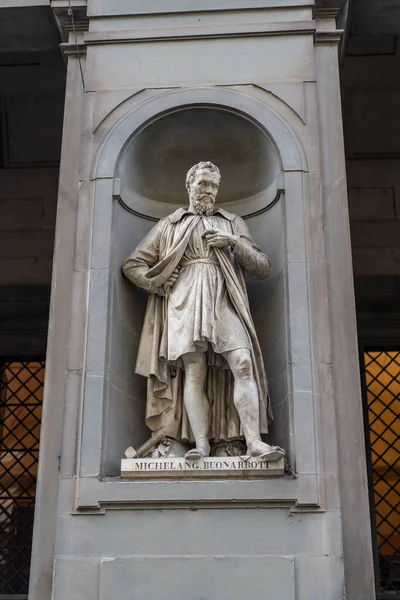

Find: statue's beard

[191,195,215,216]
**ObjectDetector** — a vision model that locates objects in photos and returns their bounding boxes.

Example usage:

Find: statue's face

[188,168,220,215]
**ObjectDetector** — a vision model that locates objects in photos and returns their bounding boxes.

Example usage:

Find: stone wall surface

[29,2,375,600]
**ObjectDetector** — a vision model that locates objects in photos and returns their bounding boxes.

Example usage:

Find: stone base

[121,455,285,479]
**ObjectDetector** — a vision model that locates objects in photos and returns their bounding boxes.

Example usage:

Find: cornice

[314,28,344,44]
[51,2,88,43]
[314,0,347,11]
[314,7,340,19]
[314,0,350,55]
[65,20,89,33]
[59,41,87,57]
[84,20,316,45]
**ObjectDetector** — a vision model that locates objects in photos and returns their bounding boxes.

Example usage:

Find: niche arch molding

[92,86,308,180]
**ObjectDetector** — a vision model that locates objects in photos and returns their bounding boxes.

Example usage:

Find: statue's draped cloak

[123,207,273,443]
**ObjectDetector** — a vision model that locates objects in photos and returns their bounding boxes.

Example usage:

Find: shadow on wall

[103,106,289,476]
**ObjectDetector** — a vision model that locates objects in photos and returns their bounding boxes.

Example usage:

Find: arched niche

[115,106,281,220]
[89,88,309,477]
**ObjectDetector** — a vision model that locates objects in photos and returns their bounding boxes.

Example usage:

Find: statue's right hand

[164,266,180,289]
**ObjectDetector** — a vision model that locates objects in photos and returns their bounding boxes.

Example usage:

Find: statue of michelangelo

[123,161,284,461]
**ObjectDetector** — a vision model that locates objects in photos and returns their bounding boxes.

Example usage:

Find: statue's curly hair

[185,161,221,190]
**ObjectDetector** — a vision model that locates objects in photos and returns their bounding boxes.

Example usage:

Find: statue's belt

[180,258,219,267]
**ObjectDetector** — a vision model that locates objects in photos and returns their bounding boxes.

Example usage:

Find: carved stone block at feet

[212,440,247,457]
[149,438,192,458]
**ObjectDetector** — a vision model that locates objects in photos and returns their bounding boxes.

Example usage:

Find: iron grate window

[0,361,45,597]
[363,351,400,599]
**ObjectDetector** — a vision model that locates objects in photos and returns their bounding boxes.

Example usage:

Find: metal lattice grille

[0,361,44,596]
[364,351,400,598]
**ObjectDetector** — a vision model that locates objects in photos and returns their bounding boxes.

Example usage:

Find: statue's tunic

[164,214,250,360]
[123,207,273,443]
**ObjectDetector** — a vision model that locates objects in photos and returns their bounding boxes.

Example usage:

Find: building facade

[0,1,399,599]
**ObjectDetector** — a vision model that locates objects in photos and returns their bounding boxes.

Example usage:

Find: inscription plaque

[121,456,285,479]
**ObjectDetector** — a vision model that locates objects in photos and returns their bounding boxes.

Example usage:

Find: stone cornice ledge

[85,20,316,45]
[314,7,340,18]
[314,0,347,11]
[86,0,314,18]
[314,28,344,44]
[51,0,88,42]
[314,0,349,53]
[51,0,87,8]
[60,41,87,57]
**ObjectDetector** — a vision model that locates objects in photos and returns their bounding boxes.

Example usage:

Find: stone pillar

[28,23,86,600]
[31,2,375,599]
[314,8,376,598]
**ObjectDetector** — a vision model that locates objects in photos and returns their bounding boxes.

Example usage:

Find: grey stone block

[104,380,147,476]
[52,557,100,600]
[91,179,114,269]
[55,507,343,558]
[80,374,107,477]
[89,0,314,16]
[86,268,112,371]
[86,36,313,91]
[99,555,295,600]
[295,556,344,600]
[286,262,312,365]
[291,363,313,394]
[291,390,317,474]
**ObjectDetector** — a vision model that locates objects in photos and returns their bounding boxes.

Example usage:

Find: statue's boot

[185,437,210,460]
[246,439,285,462]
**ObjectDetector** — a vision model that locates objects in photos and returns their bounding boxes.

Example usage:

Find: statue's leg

[223,348,284,461]
[181,351,210,459]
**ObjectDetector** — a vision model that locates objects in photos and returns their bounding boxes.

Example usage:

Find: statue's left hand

[202,228,238,249]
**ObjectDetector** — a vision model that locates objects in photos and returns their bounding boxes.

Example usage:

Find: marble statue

[123,161,285,462]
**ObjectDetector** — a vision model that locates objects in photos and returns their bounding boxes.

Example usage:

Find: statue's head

[185,161,221,216]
